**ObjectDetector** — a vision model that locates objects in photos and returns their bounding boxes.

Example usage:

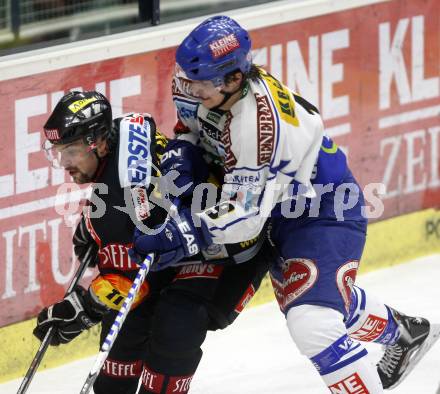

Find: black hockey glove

[33,286,108,346]
[73,216,99,267]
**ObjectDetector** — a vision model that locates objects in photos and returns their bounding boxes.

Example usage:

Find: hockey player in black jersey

[33,90,272,394]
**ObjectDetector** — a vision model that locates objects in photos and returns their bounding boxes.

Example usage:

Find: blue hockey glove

[160,140,209,199]
[129,208,211,271]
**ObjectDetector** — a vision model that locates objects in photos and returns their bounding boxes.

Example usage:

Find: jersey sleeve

[171,76,201,145]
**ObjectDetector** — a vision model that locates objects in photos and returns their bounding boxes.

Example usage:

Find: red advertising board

[0,0,439,327]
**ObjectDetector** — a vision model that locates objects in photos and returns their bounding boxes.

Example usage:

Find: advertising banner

[0,0,438,326]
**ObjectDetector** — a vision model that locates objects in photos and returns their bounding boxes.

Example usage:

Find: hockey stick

[17,244,95,394]
[79,253,154,394]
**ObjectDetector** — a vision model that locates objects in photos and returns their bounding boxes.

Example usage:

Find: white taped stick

[79,253,154,394]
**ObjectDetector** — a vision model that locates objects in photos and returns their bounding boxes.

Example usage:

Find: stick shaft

[16,246,94,394]
[79,254,153,394]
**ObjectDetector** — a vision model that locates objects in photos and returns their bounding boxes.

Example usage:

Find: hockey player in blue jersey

[132,16,440,392]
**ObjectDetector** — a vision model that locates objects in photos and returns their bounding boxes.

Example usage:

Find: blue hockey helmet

[176,15,252,86]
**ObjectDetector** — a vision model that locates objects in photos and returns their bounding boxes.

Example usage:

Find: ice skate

[377,309,440,389]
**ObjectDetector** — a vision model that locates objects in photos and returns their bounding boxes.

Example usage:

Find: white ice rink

[2,254,439,394]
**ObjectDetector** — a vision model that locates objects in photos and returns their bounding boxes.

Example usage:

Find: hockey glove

[33,286,108,346]
[160,139,209,200]
[129,208,211,271]
[73,216,99,267]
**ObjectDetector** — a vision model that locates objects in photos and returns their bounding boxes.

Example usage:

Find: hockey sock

[311,335,383,393]
[93,358,143,394]
[139,363,194,394]
[346,285,399,345]
[286,304,383,393]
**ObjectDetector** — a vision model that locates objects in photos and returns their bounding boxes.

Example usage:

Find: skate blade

[387,323,440,389]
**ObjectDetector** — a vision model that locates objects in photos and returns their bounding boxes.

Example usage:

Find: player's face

[199,89,229,109]
[174,64,244,110]
[43,139,99,184]
[196,78,243,110]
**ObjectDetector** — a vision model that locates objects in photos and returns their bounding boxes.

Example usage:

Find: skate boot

[377,308,440,389]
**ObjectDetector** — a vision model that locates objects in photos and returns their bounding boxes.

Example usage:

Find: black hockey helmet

[43,90,112,147]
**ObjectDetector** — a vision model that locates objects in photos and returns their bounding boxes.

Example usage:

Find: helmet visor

[43,139,93,169]
[174,64,223,101]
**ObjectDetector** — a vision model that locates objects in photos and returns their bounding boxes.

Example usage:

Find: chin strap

[86,138,105,182]
[211,91,234,111]
[211,80,249,110]
[91,156,107,182]
[87,126,115,181]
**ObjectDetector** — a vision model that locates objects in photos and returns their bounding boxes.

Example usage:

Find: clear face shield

[42,139,93,169]
[174,64,224,101]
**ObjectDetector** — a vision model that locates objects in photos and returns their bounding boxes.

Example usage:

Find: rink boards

[1,208,439,383]
[0,0,439,383]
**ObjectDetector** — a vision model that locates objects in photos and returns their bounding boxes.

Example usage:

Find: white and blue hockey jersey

[172,69,348,244]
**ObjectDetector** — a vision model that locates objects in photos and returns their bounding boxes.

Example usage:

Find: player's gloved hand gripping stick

[131,199,212,271]
[79,253,154,394]
[17,244,95,394]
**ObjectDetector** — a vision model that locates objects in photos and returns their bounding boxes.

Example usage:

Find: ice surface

[2,254,439,393]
